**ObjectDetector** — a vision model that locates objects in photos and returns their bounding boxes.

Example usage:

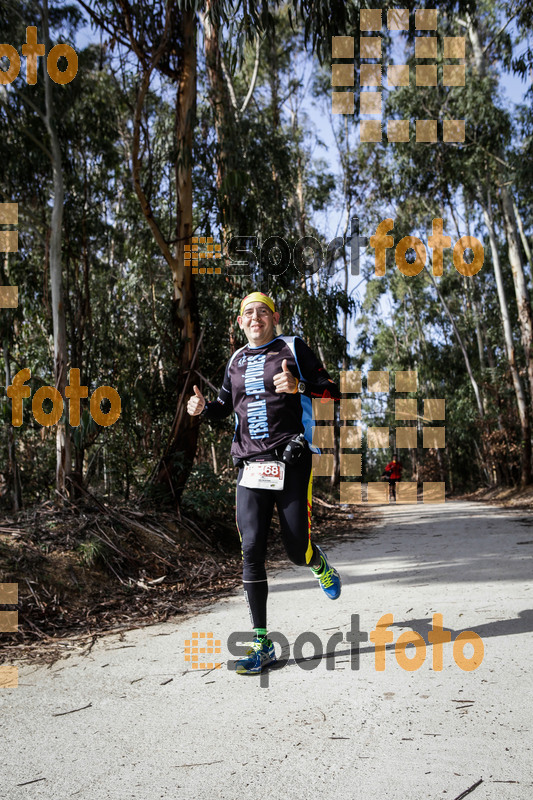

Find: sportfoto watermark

[225,217,484,284]
[0,27,78,85]
[226,613,484,687]
[0,582,18,689]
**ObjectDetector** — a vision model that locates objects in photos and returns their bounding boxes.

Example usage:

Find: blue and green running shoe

[235,637,277,675]
[311,545,341,600]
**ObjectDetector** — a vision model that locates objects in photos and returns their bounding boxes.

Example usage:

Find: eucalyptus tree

[0,0,85,498]
[76,0,354,504]
[350,0,532,485]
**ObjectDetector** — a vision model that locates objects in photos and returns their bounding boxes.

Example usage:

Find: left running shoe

[235,637,277,674]
[311,545,342,600]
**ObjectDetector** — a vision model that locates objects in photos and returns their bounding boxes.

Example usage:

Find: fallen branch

[52,702,92,717]
[452,778,483,800]
[24,578,45,612]
[17,777,47,787]
[69,480,186,550]
[313,497,339,509]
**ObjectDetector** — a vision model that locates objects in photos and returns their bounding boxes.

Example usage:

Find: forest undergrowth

[0,484,376,667]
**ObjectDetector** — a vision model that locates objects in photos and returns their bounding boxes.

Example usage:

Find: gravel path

[1,500,532,799]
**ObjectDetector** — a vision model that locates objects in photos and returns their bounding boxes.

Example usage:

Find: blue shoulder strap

[278,336,320,454]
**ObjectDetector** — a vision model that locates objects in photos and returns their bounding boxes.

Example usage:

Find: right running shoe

[235,637,277,674]
[311,545,342,600]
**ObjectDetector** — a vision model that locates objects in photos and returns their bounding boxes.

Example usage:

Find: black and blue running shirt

[203,335,341,461]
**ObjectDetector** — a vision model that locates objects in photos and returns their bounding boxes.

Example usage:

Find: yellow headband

[240,292,276,315]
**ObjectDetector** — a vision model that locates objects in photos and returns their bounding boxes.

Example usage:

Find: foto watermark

[0,27,78,85]
[5,368,121,428]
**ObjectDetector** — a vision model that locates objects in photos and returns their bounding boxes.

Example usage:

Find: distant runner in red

[383,457,402,500]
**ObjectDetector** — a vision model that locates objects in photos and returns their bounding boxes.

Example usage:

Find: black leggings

[235,446,318,629]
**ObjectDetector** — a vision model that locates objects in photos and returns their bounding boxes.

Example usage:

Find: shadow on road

[269,501,533,591]
[263,608,533,672]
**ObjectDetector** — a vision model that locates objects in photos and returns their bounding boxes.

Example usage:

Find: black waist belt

[233,445,286,468]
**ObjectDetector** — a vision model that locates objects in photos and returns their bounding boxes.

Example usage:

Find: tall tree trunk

[202,1,232,230]
[426,269,492,484]
[202,4,259,245]
[471,290,506,484]
[481,193,532,485]
[42,0,71,497]
[427,270,485,418]
[500,185,533,407]
[155,8,199,502]
[121,5,199,505]
[465,9,533,485]
[406,287,449,480]
[3,341,22,510]
[512,198,532,276]
[173,9,197,363]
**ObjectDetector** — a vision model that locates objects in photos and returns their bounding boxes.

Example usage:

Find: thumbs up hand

[273,359,299,394]
[187,384,206,416]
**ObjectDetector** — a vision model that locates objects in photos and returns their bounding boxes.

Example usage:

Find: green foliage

[0,0,531,513]
[181,463,235,523]
[76,538,108,568]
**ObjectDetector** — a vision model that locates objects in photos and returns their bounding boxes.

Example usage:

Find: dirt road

[1,500,532,799]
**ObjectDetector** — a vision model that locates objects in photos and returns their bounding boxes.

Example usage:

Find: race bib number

[239,460,286,490]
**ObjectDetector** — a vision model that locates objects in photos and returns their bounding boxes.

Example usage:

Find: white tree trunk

[500,185,533,405]
[481,195,532,484]
[43,0,71,495]
[512,198,532,275]
[427,270,485,418]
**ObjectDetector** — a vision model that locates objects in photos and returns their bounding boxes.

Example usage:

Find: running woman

[187,292,342,675]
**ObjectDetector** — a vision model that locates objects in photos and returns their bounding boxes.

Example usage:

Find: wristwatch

[297,380,306,394]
